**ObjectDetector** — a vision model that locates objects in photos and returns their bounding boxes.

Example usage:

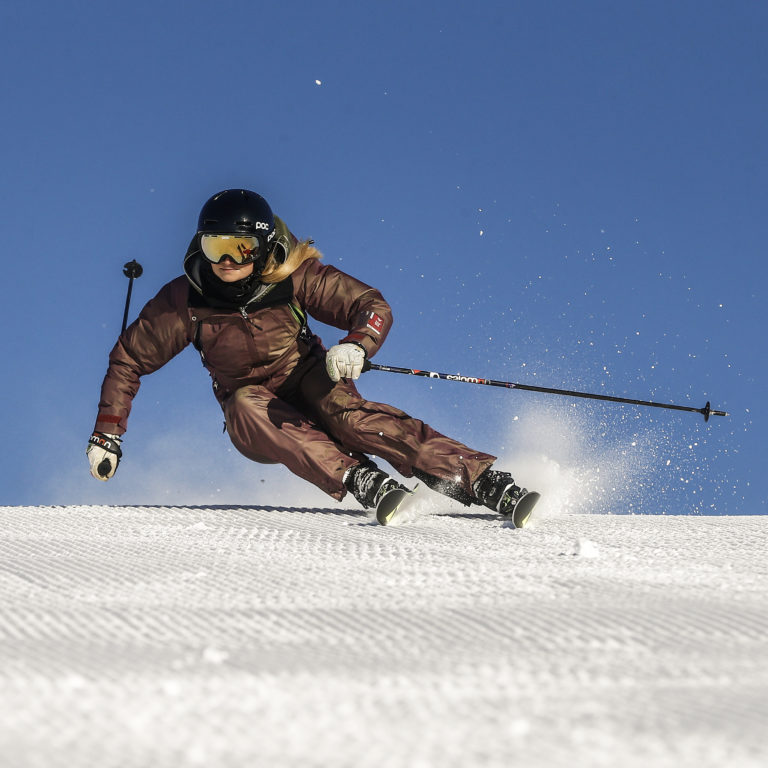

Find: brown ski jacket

[94,246,391,436]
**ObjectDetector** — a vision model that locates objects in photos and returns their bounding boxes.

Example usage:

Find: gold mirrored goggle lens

[200,235,261,264]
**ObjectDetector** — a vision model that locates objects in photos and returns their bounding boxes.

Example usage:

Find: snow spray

[495,400,723,518]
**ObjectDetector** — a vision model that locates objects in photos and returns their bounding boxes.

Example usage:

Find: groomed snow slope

[1,503,766,768]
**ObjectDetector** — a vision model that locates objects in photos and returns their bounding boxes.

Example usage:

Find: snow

[1,502,766,767]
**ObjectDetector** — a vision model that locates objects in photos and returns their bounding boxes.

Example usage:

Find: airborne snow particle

[315,79,322,85]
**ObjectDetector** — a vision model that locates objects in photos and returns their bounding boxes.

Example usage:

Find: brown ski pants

[224,356,495,501]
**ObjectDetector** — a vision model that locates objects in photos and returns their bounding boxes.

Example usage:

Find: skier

[87,189,537,523]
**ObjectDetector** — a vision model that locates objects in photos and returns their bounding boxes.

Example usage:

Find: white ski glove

[87,432,122,481]
[326,343,366,382]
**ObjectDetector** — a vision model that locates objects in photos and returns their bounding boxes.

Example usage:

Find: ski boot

[344,461,408,510]
[473,468,540,528]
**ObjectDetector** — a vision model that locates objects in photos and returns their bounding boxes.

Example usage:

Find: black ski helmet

[197,189,276,242]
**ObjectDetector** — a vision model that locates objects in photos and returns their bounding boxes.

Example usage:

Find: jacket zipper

[240,306,263,331]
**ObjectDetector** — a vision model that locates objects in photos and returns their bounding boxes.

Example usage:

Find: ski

[507,491,541,529]
[376,485,418,526]
[375,485,540,528]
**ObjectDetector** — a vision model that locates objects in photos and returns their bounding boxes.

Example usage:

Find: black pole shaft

[364,363,728,421]
[121,260,143,334]
[121,278,135,334]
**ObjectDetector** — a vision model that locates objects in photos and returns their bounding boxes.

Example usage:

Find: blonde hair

[260,239,322,284]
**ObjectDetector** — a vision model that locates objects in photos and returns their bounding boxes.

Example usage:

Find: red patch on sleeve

[366,312,384,335]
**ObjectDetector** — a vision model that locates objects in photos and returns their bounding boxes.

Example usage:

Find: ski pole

[121,260,143,333]
[362,362,728,422]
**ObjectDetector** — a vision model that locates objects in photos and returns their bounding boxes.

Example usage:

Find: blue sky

[1,0,764,514]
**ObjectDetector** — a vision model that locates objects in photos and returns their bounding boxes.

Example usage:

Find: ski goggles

[200,234,262,265]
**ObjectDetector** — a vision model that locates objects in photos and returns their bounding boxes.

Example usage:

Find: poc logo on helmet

[253,222,271,231]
